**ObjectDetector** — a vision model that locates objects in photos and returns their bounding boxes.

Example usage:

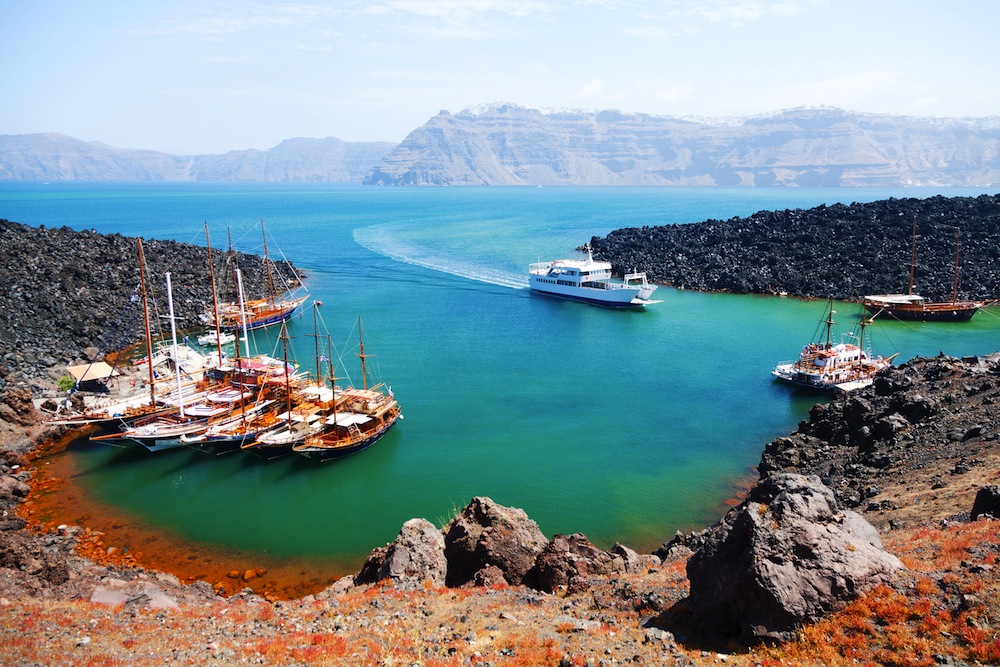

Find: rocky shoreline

[2,208,1000,664]
[591,193,1000,301]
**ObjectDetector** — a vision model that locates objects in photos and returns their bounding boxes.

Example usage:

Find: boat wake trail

[353,225,529,290]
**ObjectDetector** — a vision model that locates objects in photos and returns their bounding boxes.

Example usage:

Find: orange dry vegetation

[750,519,1000,667]
[1,518,997,666]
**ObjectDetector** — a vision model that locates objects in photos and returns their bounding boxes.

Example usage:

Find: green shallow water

[3,183,998,565]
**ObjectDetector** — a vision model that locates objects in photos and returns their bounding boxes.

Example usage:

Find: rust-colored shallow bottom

[19,431,358,601]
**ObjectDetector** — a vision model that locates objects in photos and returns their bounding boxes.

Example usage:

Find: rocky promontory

[591,193,1000,301]
[0,218,302,380]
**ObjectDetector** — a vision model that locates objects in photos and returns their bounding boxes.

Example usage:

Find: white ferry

[528,245,659,308]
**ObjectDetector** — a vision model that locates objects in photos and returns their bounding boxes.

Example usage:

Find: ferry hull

[184,434,256,455]
[241,441,295,460]
[529,285,655,308]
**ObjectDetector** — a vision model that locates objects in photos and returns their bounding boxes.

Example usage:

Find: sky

[1,0,998,155]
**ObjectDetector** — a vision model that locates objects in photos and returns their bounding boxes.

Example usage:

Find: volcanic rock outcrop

[0,219,301,379]
[443,496,548,587]
[684,473,904,644]
[759,353,1000,524]
[355,518,448,587]
[591,193,1000,302]
[354,496,652,595]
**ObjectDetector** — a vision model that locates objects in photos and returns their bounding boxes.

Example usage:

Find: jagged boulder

[0,386,37,427]
[443,497,548,587]
[0,475,30,501]
[355,518,446,586]
[685,473,904,644]
[533,533,627,593]
[971,486,1000,520]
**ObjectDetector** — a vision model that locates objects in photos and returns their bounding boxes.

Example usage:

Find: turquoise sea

[2,183,999,573]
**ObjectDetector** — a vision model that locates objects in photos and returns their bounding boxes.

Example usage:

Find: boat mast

[204,223,225,362]
[327,334,338,431]
[357,316,368,391]
[951,227,962,303]
[261,219,277,307]
[137,239,156,408]
[824,300,835,350]
[279,320,292,431]
[165,272,185,418]
[310,301,321,386]
[236,269,251,359]
[858,312,869,371]
[908,216,917,295]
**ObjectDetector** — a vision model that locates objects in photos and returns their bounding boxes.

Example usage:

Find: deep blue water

[2,183,998,569]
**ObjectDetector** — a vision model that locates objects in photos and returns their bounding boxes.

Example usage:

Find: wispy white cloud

[689,0,818,24]
[142,4,331,39]
[376,0,553,19]
[364,0,554,39]
[759,70,902,110]
[573,78,606,100]
[655,85,695,103]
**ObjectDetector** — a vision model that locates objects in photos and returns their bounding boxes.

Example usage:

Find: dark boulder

[971,486,1000,520]
[443,497,548,587]
[532,533,626,594]
[684,473,903,644]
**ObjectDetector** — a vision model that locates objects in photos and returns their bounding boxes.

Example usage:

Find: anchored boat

[863,219,985,322]
[772,300,896,392]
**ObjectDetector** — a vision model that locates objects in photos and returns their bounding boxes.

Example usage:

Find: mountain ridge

[3,105,1000,185]
[365,104,1000,187]
[0,133,395,183]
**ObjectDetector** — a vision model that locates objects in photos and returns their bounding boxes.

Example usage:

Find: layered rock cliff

[365,104,1000,187]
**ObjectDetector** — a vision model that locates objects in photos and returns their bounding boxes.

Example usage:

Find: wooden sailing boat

[186,267,300,454]
[208,221,308,332]
[241,320,326,459]
[863,218,985,321]
[92,272,246,451]
[293,315,402,462]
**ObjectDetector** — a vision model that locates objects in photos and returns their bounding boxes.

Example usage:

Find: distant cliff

[365,104,1000,187]
[5,105,1000,186]
[0,134,395,183]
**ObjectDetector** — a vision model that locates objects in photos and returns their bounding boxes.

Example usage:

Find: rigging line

[974,307,1000,321]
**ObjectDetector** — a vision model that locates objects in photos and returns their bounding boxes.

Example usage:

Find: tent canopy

[67,362,121,382]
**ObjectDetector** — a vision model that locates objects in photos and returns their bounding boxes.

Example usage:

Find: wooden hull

[241,441,295,460]
[864,301,981,322]
[293,406,400,462]
[184,433,257,455]
[215,297,306,332]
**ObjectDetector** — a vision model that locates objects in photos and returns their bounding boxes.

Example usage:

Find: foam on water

[354,223,529,289]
